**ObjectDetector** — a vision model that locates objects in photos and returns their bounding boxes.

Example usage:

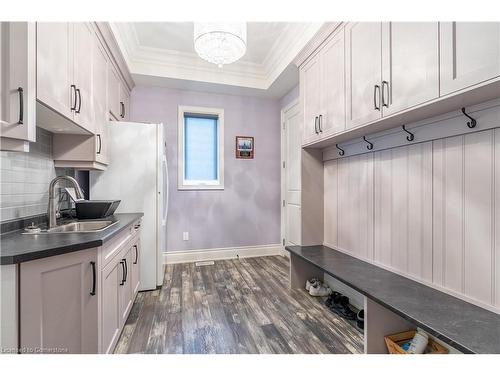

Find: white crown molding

[262,22,323,84]
[110,22,324,91]
[293,22,344,68]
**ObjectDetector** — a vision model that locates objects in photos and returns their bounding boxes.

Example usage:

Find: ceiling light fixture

[193,22,247,68]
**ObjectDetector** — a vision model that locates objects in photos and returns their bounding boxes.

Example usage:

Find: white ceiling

[111,22,323,98]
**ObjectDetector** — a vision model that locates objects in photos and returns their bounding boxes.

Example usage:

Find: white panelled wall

[324,128,500,313]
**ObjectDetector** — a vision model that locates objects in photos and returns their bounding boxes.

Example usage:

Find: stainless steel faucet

[47,176,84,229]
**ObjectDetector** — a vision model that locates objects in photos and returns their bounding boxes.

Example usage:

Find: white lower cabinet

[20,222,141,354]
[20,247,99,354]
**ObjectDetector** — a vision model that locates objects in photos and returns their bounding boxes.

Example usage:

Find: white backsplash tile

[0,128,63,222]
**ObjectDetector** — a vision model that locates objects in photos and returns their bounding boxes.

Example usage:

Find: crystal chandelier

[193,23,247,67]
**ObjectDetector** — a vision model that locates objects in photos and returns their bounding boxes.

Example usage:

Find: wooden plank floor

[114,256,364,354]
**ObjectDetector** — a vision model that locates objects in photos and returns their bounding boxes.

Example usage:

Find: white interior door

[282,101,302,246]
[90,121,161,291]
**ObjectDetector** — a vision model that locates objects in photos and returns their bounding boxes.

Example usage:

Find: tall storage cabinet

[440,22,500,95]
[0,22,36,151]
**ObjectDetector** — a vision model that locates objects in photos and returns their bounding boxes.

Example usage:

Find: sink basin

[47,220,117,233]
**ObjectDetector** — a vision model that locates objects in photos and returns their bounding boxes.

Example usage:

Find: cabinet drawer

[100,226,133,268]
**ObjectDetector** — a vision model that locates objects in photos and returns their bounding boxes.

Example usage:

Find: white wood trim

[293,22,344,68]
[163,244,285,265]
[324,97,500,162]
[111,22,322,91]
[177,105,224,190]
[281,99,300,248]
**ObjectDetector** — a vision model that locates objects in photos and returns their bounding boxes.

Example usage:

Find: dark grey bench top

[286,245,500,354]
[1,213,143,265]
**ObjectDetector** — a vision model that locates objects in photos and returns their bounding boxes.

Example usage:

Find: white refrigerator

[90,121,168,291]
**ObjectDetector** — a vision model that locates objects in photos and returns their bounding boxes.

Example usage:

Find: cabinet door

[440,22,500,95]
[382,22,439,116]
[320,29,345,137]
[0,22,36,143]
[20,248,98,354]
[118,248,133,326]
[73,23,94,133]
[345,22,383,129]
[92,38,109,165]
[131,238,141,296]
[107,64,121,119]
[36,22,74,120]
[300,52,321,144]
[101,255,121,353]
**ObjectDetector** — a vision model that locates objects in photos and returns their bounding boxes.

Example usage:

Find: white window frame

[178,105,224,190]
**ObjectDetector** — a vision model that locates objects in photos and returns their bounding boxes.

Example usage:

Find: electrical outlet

[183,232,189,241]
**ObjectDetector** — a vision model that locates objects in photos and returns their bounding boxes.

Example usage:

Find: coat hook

[335,144,345,156]
[402,125,414,142]
[461,107,477,129]
[363,136,374,150]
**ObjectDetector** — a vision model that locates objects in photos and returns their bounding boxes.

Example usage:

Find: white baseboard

[164,243,286,265]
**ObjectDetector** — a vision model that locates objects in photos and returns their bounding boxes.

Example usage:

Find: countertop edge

[0,213,144,265]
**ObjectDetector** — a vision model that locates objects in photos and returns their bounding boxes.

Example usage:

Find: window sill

[177,185,225,191]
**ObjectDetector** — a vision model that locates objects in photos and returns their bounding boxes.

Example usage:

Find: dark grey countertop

[0,213,143,265]
[286,245,500,354]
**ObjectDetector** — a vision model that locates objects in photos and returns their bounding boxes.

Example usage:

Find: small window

[178,106,224,190]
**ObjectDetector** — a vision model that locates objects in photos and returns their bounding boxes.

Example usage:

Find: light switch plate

[183,232,189,241]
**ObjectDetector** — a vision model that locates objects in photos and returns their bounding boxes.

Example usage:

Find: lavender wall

[130,86,282,252]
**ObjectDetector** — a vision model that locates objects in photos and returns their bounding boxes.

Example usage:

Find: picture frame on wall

[235,136,254,159]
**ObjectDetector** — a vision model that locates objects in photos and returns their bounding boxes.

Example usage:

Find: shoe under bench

[285,245,500,354]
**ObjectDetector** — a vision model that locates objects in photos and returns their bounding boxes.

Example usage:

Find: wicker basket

[384,330,449,354]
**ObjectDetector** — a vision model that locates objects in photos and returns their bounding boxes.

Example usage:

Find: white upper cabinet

[440,22,500,95]
[300,51,321,144]
[300,27,345,144]
[92,39,110,165]
[381,22,439,116]
[108,65,121,120]
[345,22,383,129]
[320,29,345,137]
[73,23,95,133]
[36,22,74,121]
[0,22,36,150]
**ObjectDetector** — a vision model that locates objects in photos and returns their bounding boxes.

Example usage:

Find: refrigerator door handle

[162,155,169,226]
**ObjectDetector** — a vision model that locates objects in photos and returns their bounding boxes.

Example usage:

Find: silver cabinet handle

[314,116,319,134]
[70,85,77,111]
[374,85,381,111]
[382,80,389,108]
[319,114,323,133]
